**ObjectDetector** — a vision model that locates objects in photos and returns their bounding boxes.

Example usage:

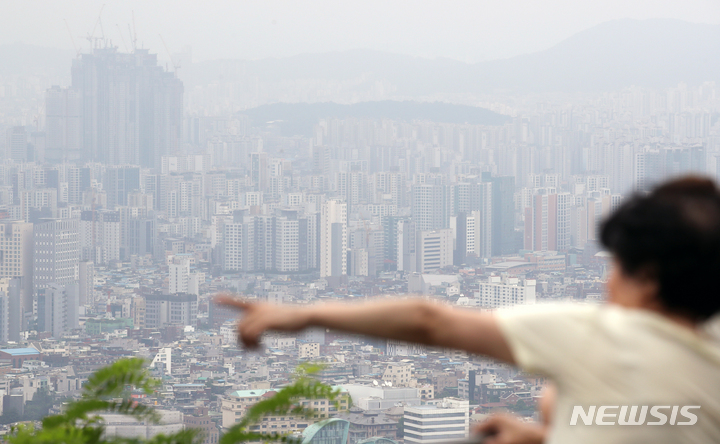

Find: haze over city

[4,0,720,61]
[0,1,718,444]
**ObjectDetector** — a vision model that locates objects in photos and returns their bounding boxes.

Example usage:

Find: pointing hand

[215,294,312,348]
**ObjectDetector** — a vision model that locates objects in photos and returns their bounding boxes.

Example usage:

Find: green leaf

[83,358,158,399]
[220,363,349,444]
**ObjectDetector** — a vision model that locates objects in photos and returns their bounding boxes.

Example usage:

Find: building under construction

[46,46,183,169]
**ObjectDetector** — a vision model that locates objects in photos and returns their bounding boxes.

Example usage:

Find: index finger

[215,294,252,310]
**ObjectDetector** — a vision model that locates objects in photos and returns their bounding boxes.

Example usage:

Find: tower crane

[159,34,181,76]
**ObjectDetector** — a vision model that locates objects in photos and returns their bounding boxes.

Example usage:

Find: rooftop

[0,348,40,356]
[229,389,274,398]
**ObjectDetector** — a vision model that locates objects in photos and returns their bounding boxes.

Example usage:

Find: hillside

[240,101,512,136]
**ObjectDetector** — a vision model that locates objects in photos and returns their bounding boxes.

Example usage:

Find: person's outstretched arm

[216,296,515,364]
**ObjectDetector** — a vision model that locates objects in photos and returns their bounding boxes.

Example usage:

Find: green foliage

[0,388,56,424]
[24,388,55,421]
[6,357,197,444]
[437,387,457,399]
[3,359,345,444]
[84,358,159,399]
[219,363,346,444]
[0,409,22,426]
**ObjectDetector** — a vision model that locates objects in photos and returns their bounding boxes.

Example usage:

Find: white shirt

[496,303,720,444]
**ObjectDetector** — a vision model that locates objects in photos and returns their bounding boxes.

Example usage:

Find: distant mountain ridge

[186,19,720,94]
[240,101,512,136]
[3,19,720,94]
[468,18,720,92]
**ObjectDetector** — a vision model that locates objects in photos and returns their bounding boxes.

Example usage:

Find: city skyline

[0,3,718,442]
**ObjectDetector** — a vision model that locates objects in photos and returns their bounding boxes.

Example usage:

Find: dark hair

[600,176,720,321]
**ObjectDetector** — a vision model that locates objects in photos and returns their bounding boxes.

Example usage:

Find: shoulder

[493,303,606,376]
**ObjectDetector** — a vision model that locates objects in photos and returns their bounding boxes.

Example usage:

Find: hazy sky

[4,0,720,62]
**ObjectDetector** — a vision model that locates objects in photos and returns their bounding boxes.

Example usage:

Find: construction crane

[64,19,82,58]
[85,4,106,50]
[116,24,129,53]
[132,10,138,51]
[127,24,135,52]
[159,34,180,75]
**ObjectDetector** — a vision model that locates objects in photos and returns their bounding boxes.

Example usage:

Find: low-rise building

[299,342,320,359]
[220,388,349,431]
[335,408,399,444]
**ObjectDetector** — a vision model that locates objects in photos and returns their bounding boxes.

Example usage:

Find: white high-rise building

[397,220,416,272]
[0,278,24,342]
[150,348,173,375]
[416,229,453,273]
[127,192,154,211]
[320,200,347,278]
[475,276,537,308]
[45,86,82,163]
[374,172,405,207]
[465,209,492,260]
[19,188,57,222]
[412,184,449,232]
[33,218,80,293]
[0,288,11,343]
[305,212,320,270]
[0,221,34,312]
[61,48,183,168]
[37,283,79,338]
[169,257,191,294]
[243,191,263,207]
[404,399,469,444]
[383,363,413,387]
[66,167,83,205]
[452,181,493,261]
[524,190,571,252]
[6,126,27,163]
[79,210,121,264]
[387,339,427,357]
[188,272,204,296]
[348,248,369,276]
[337,170,368,208]
[144,293,197,328]
[274,218,299,272]
[78,261,95,306]
[223,212,307,273]
[633,148,661,193]
[223,223,246,272]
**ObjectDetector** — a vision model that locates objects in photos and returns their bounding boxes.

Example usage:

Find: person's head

[600,176,720,322]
